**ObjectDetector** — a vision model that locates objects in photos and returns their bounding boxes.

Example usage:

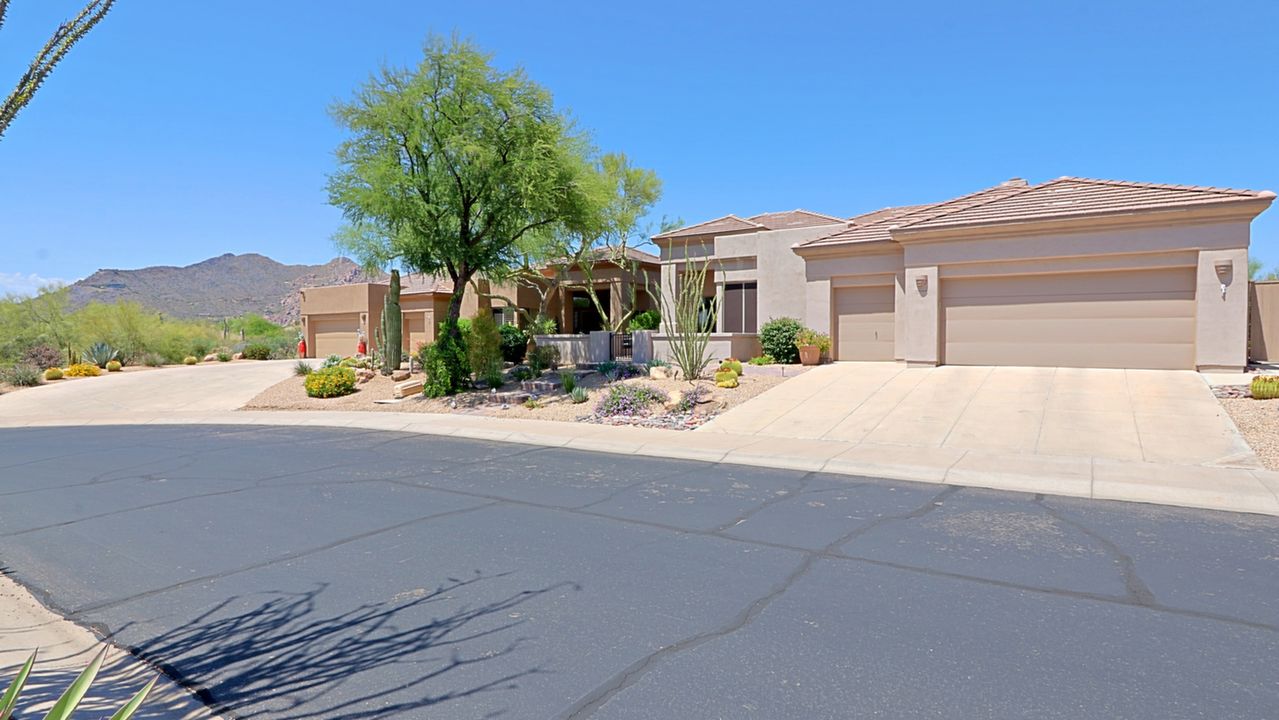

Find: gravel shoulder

[242,369,788,428]
[1220,396,1279,470]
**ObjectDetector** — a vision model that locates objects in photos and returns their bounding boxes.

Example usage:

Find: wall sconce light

[1214,259,1232,299]
[915,275,928,294]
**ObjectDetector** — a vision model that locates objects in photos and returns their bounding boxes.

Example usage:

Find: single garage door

[311,313,360,358]
[942,267,1196,370]
[834,285,895,361]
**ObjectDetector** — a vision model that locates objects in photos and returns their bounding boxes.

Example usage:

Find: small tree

[465,310,503,387]
[330,36,598,395]
[0,0,116,141]
[661,256,719,382]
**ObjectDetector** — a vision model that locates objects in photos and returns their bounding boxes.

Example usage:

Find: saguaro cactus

[379,269,403,374]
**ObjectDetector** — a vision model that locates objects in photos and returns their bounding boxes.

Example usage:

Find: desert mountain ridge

[68,253,385,325]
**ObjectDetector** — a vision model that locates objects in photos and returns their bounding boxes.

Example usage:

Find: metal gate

[610,332,633,361]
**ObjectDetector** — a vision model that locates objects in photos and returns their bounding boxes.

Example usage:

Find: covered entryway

[834,285,895,361]
[942,268,1197,370]
[311,313,360,358]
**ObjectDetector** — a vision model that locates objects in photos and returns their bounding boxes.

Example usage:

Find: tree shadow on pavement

[113,572,574,719]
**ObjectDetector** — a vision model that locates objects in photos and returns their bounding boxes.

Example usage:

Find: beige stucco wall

[795,214,1261,371]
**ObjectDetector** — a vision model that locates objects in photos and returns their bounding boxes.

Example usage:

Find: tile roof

[746,209,847,231]
[799,183,1029,248]
[899,177,1275,231]
[652,214,764,240]
[799,177,1275,249]
[400,273,454,295]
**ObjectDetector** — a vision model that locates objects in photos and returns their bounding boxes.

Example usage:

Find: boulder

[203,353,218,363]
[393,378,424,398]
[390,369,410,382]
[664,389,684,410]
[232,352,243,360]
[649,366,669,380]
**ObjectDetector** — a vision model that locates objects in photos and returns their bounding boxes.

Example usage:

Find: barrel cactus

[1251,376,1279,400]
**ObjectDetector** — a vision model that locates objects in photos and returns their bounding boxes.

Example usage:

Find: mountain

[68,253,383,325]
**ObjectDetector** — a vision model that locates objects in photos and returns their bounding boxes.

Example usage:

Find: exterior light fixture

[1215,259,1232,299]
[915,275,928,294]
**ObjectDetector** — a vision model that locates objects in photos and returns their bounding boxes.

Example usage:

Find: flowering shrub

[65,362,101,377]
[305,366,357,398]
[675,384,709,412]
[595,383,665,417]
[22,343,62,370]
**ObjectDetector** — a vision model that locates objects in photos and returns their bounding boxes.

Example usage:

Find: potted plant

[794,328,830,366]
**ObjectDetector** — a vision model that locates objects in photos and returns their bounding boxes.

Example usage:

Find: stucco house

[299,250,660,358]
[655,177,1274,372]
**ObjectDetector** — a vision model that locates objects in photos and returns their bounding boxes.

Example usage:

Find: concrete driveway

[0,359,301,419]
[705,363,1258,468]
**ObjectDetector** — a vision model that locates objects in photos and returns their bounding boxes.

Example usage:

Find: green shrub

[522,398,541,409]
[82,341,120,368]
[627,309,661,331]
[217,352,232,362]
[499,323,528,363]
[560,370,577,393]
[190,338,214,358]
[105,359,122,372]
[241,343,272,360]
[321,354,341,369]
[304,366,357,398]
[44,366,63,380]
[294,360,313,376]
[1252,376,1279,400]
[719,358,743,375]
[466,311,504,383]
[142,353,166,367]
[183,356,198,365]
[748,354,775,366]
[511,366,534,381]
[422,329,469,397]
[759,317,803,364]
[570,386,589,404]
[2,364,42,386]
[65,362,101,377]
[595,383,665,417]
[794,328,832,354]
[22,343,62,370]
[528,344,560,375]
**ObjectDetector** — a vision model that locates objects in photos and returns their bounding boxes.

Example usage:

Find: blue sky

[1,1,1277,295]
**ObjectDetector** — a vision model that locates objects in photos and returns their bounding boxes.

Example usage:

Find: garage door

[834,285,895,361]
[311,314,360,358]
[942,268,1196,370]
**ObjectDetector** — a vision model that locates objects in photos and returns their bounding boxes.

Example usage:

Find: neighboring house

[656,177,1275,372]
[298,249,660,358]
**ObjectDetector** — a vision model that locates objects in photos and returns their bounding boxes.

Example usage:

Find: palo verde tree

[330,35,596,395]
[0,0,116,141]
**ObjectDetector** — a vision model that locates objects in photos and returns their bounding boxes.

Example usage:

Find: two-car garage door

[942,267,1197,370]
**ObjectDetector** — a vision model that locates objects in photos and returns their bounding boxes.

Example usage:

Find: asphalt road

[1,425,1277,719]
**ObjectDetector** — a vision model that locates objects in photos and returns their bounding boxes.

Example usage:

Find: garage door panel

[942,268,1196,370]
[834,285,895,361]
[312,314,360,358]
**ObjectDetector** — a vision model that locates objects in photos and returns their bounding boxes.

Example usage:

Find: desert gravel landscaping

[243,368,787,429]
[1220,397,1279,470]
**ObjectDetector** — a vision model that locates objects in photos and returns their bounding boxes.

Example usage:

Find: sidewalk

[2,407,1276,517]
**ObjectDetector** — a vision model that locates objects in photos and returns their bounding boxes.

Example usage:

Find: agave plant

[81,342,120,369]
[1,647,155,720]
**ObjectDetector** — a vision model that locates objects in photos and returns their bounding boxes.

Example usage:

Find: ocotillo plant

[380,269,403,374]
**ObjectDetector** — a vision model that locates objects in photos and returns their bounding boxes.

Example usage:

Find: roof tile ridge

[1055,176,1263,197]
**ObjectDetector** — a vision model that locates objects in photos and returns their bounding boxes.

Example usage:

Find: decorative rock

[232,352,243,360]
[649,366,669,380]
[203,353,218,363]
[393,378,424,398]
[664,389,684,409]
[391,369,410,381]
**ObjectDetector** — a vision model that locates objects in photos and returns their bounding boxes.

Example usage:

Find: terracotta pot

[798,345,821,366]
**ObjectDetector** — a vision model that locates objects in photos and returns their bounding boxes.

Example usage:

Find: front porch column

[715,281,725,333]
[903,266,939,367]
[659,263,677,334]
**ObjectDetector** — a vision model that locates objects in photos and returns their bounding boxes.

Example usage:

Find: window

[492,306,516,326]
[722,282,758,333]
